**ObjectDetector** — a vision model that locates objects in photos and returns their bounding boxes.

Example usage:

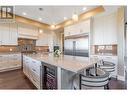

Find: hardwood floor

[0,69,36,89]
[0,69,127,89]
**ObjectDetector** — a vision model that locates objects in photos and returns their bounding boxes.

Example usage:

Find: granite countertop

[24,53,99,73]
[91,54,117,57]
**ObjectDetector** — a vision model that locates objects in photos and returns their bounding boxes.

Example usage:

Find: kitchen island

[23,53,99,89]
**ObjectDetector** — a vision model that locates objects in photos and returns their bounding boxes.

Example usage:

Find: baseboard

[0,66,21,73]
[117,75,125,81]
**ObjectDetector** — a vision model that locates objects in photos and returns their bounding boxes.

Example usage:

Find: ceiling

[14,6,97,25]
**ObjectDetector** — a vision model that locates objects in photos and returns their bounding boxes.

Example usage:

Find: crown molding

[55,6,105,30]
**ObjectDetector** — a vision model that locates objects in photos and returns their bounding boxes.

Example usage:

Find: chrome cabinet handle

[32,61,36,63]
[32,68,36,72]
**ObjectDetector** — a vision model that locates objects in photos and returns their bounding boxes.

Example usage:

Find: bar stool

[73,67,110,89]
[98,60,116,78]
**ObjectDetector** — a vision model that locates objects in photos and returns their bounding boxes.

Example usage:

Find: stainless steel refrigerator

[64,35,89,57]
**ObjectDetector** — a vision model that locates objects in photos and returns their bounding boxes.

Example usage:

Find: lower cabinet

[23,56,41,89]
[0,53,21,72]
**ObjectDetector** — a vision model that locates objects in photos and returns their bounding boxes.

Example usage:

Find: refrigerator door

[64,39,73,55]
[75,37,89,57]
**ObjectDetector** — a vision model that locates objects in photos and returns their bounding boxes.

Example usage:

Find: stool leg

[79,74,81,89]
[104,84,109,89]
[86,69,90,76]
[95,63,97,76]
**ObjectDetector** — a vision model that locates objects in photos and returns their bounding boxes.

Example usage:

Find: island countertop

[23,53,99,73]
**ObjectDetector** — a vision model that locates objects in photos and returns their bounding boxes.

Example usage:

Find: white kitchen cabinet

[0,53,21,72]
[23,55,41,89]
[23,56,31,77]
[0,23,10,45]
[103,13,117,44]
[9,24,18,45]
[93,12,117,45]
[36,31,48,46]
[0,23,18,45]
[93,17,104,45]
[64,19,90,37]
[0,32,2,45]
[18,23,39,39]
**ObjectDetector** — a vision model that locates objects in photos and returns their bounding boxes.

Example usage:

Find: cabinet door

[0,23,10,45]
[0,31,2,45]
[0,55,9,70]
[10,54,21,66]
[23,56,30,77]
[18,23,38,39]
[9,23,18,45]
[70,24,79,36]
[103,13,117,44]
[77,19,90,34]
[36,32,48,46]
[93,17,104,45]
[31,59,41,75]
[64,26,71,36]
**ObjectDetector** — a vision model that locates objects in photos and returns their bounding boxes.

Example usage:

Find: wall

[117,7,125,81]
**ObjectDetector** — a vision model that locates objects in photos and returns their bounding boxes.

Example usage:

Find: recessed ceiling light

[82,7,87,11]
[22,12,27,15]
[39,18,42,21]
[64,17,67,20]
[39,29,43,34]
[51,25,55,29]
[72,13,78,21]
[39,8,43,11]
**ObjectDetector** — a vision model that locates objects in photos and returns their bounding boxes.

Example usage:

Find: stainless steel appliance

[64,34,89,57]
[42,62,57,89]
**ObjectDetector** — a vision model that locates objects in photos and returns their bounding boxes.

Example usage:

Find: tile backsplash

[94,45,117,55]
[0,46,19,52]
[0,46,49,53]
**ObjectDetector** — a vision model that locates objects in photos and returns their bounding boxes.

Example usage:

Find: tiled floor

[0,69,126,89]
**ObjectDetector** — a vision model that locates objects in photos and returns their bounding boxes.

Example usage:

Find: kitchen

[0,6,126,89]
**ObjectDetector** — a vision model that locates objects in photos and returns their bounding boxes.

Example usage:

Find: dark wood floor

[0,69,36,89]
[0,69,127,89]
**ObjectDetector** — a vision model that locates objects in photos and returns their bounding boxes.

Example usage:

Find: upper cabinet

[93,12,117,45]
[36,30,49,46]
[18,23,39,39]
[9,24,18,45]
[0,23,18,45]
[64,19,90,37]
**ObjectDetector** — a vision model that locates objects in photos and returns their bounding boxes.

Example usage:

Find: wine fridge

[42,62,57,89]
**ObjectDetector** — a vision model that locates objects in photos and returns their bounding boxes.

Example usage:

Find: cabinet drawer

[30,59,41,74]
[31,63,41,75]
[30,70,40,88]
